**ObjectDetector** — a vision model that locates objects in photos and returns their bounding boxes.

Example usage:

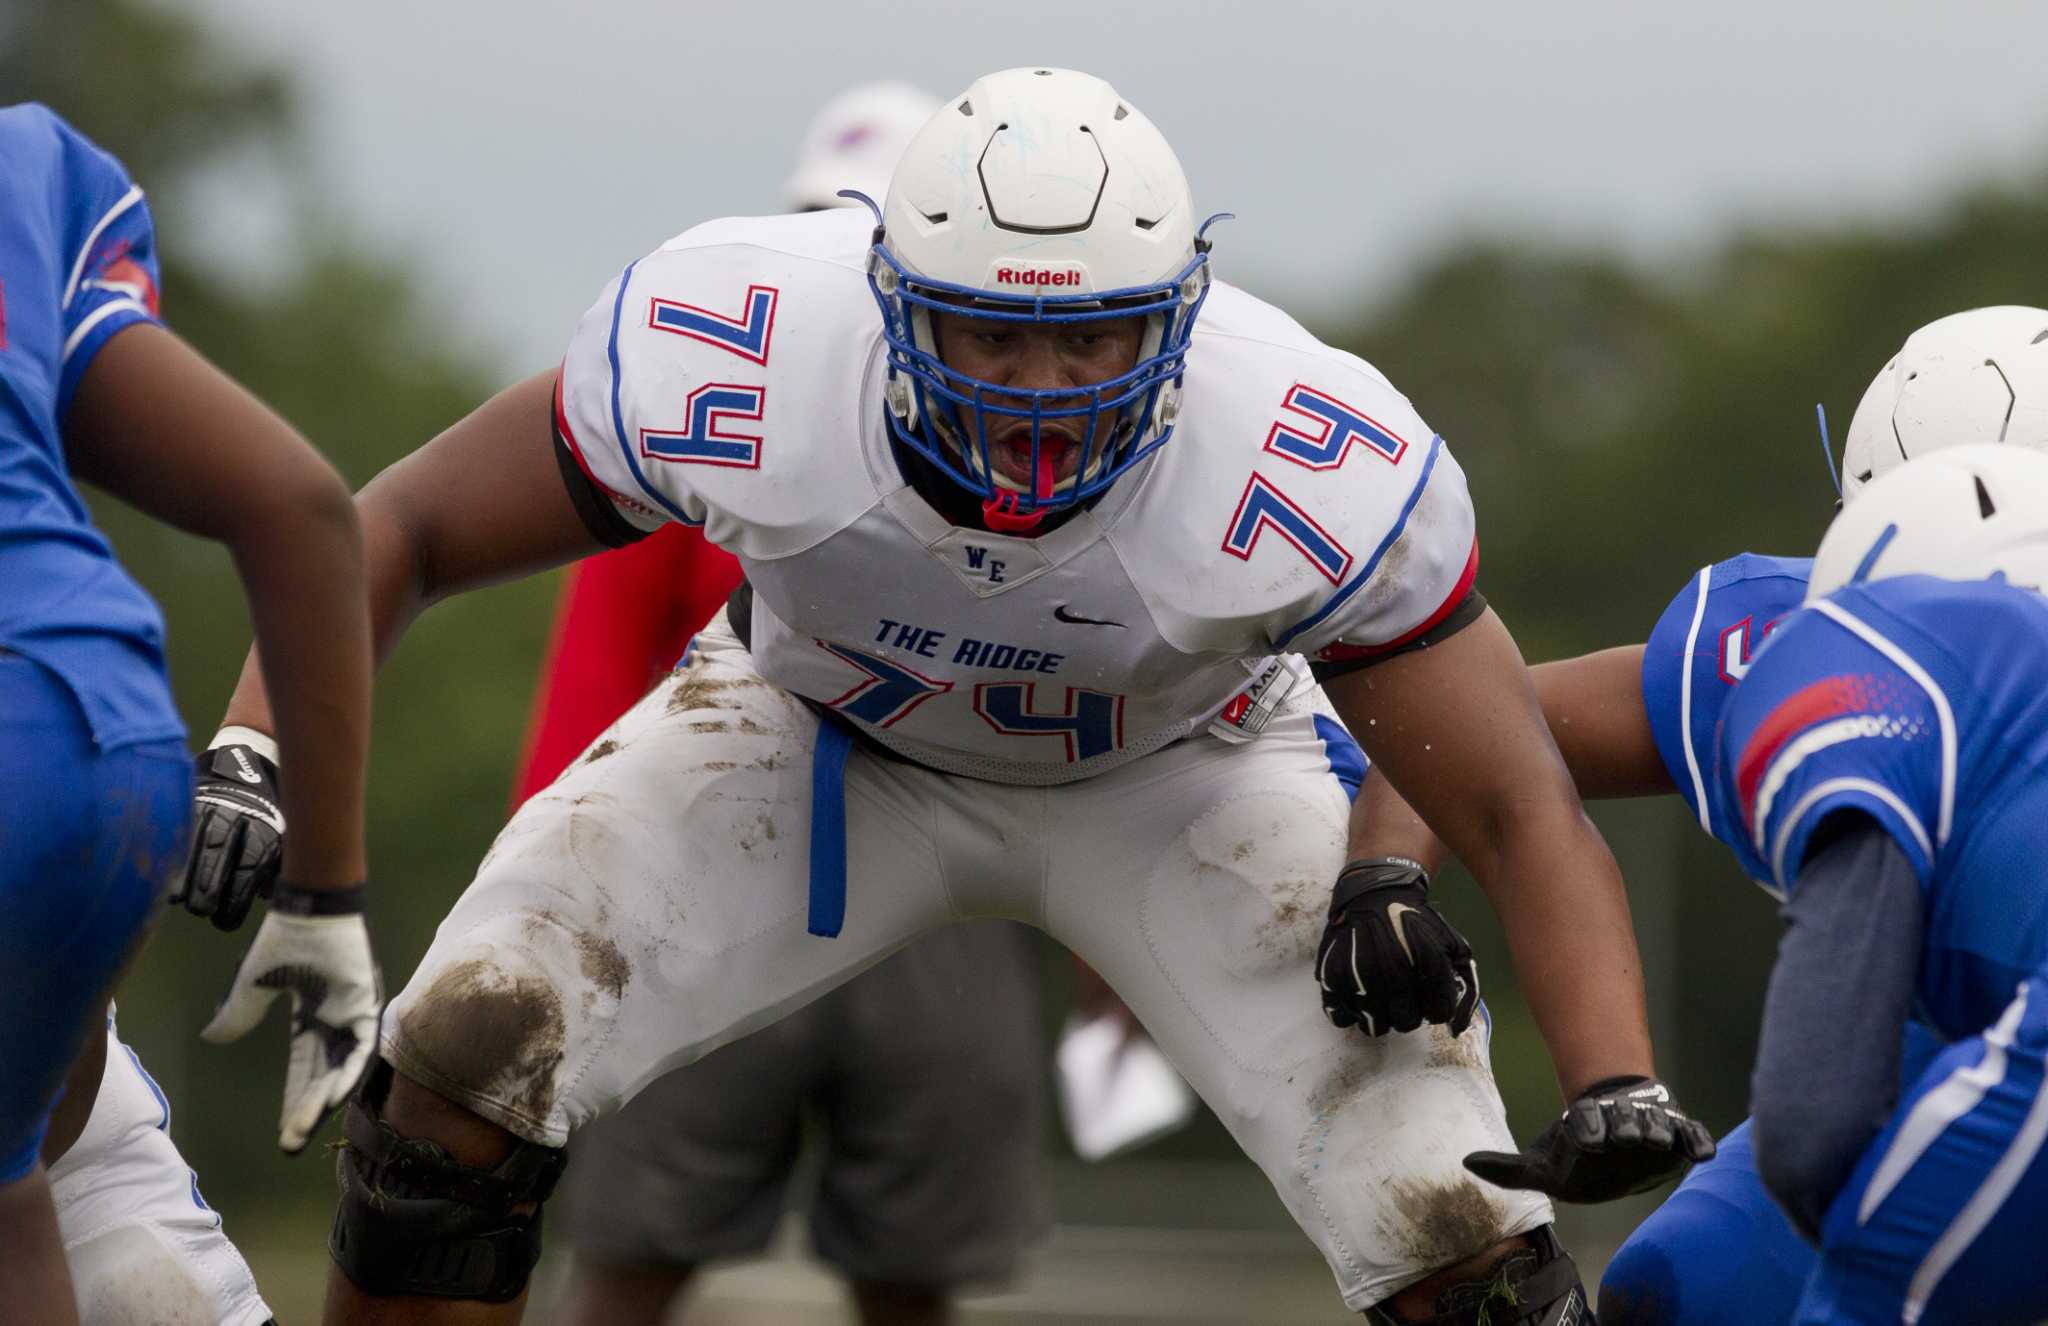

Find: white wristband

[209,725,281,767]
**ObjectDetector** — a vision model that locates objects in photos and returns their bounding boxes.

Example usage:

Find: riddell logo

[994,267,1082,288]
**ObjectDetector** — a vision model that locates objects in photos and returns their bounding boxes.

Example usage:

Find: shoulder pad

[555,210,887,558]
[1117,288,1475,658]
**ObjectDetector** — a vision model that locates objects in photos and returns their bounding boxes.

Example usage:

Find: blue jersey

[0,104,182,748]
[1717,576,2048,1040]
[1641,552,1812,860]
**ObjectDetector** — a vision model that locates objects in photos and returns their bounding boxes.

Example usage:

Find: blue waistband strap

[808,715,855,937]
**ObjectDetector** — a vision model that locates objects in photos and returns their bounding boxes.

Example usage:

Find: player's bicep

[363,370,610,610]
[63,323,349,540]
[1531,645,1673,800]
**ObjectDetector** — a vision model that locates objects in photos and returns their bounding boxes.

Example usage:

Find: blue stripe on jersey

[1313,713,1366,803]
[1276,433,1445,649]
[604,258,704,529]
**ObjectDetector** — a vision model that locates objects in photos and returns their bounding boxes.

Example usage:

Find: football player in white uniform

[199,69,1709,1324]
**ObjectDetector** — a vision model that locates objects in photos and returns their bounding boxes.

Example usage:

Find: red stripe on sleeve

[1732,676,1874,820]
[1314,536,1480,663]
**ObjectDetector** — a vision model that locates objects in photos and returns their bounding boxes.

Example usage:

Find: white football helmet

[783,82,940,213]
[1809,444,2048,601]
[1839,305,2048,504]
[866,67,1215,528]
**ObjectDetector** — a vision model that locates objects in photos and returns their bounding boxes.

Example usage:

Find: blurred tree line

[14,0,2048,1256]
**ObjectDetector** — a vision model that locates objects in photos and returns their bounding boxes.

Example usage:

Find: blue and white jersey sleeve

[1639,553,1811,847]
[43,110,163,413]
[1715,595,1949,896]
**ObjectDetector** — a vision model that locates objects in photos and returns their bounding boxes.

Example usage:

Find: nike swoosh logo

[1053,605,1126,628]
[1387,903,1419,963]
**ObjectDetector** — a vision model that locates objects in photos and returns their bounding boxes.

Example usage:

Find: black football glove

[1464,1074,1717,1203]
[171,732,284,931]
[1316,857,1480,1038]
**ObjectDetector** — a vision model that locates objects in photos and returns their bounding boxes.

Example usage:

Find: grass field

[233,1160,1658,1323]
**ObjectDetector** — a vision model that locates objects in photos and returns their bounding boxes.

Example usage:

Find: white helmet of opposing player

[1839,305,2048,504]
[866,67,1216,527]
[783,82,940,213]
[1809,444,2048,601]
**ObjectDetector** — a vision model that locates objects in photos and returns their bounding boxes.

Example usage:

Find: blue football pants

[1602,1020,1947,1324]
[0,653,190,1182]
[1795,978,2048,1325]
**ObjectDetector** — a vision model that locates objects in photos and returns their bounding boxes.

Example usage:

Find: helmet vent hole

[917,210,949,224]
[1114,104,1129,120]
[1034,69,1053,76]
[2033,329,2048,345]
[1977,476,1997,519]
[1134,216,1159,231]
[958,99,974,116]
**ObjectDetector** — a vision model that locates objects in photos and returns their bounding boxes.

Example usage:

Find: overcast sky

[170,0,2048,375]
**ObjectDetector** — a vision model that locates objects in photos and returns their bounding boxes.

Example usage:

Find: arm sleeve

[509,524,745,805]
[1750,817,1923,1243]
[52,117,162,414]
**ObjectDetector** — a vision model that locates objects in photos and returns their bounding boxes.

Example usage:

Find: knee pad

[329,1061,568,1303]
[1367,1226,1589,1326]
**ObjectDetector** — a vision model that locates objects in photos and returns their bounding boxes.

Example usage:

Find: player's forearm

[1470,801,1655,1097]
[1529,647,1675,800]
[224,494,372,888]
[1346,767,1452,876]
[223,371,598,739]
[219,487,433,728]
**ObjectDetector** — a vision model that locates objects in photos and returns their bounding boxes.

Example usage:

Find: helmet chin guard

[864,68,1221,525]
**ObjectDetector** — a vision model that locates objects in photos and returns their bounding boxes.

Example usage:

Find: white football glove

[201,885,381,1154]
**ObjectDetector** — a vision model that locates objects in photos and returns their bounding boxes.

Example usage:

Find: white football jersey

[558,209,1476,784]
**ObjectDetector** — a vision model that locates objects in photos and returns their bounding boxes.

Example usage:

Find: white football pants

[51,1023,273,1326]
[383,617,1550,1310]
